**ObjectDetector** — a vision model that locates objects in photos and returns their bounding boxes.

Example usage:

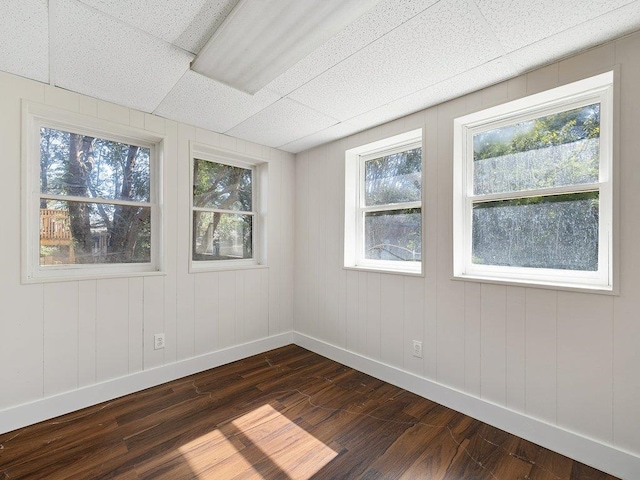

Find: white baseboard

[0,332,294,436]
[293,333,640,480]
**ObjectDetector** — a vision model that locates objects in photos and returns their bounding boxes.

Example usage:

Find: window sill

[23,269,166,284]
[189,263,269,274]
[343,265,423,277]
[452,273,617,295]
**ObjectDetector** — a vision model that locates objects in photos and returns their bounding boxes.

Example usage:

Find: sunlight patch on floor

[178,404,338,479]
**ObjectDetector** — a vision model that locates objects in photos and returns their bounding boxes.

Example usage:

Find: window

[22,102,163,282]
[453,71,614,290]
[345,129,423,274]
[190,143,262,270]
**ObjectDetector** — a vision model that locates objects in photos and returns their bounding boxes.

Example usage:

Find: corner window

[23,102,163,282]
[453,72,614,290]
[345,129,423,274]
[190,143,263,270]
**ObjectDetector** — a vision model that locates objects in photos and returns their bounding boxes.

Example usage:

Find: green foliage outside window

[39,127,152,266]
[471,104,601,271]
[192,159,253,261]
[363,148,422,262]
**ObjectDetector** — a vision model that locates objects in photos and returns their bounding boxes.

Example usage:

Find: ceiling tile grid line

[475,0,638,52]
[153,70,284,134]
[72,0,197,57]
[466,0,513,59]
[76,0,240,54]
[225,96,343,148]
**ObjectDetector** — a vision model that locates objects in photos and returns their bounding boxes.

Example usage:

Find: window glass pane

[193,159,252,211]
[364,148,421,206]
[364,208,421,262]
[472,193,598,271]
[40,200,151,265]
[40,127,151,202]
[473,104,600,195]
[193,211,253,261]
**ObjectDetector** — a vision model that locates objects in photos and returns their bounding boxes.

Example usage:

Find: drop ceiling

[2,0,639,154]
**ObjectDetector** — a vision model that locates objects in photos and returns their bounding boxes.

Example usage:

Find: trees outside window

[471,105,600,271]
[39,128,152,266]
[453,71,614,290]
[189,142,262,271]
[23,102,162,282]
[192,158,254,263]
[344,129,423,275]
[362,147,422,264]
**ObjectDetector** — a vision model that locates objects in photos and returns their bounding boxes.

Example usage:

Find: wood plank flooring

[0,345,620,479]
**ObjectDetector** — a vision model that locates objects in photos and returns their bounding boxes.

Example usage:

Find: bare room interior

[1,1,640,478]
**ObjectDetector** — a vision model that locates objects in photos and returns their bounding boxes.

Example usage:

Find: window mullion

[361,201,421,213]
[470,183,600,204]
[192,207,255,215]
[39,193,152,208]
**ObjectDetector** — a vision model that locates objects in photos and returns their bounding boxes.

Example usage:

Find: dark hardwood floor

[0,345,619,479]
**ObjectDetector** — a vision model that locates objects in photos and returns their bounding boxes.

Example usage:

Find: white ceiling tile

[53,0,193,113]
[266,0,440,96]
[154,70,281,132]
[278,122,363,153]
[475,0,636,52]
[507,1,640,74]
[79,0,239,53]
[226,99,340,148]
[0,0,49,83]
[287,0,503,121]
[345,57,518,131]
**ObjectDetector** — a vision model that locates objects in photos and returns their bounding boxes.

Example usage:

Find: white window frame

[344,129,423,275]
[22,101,164,283]
[453,71,615,291]
[189,142,266,272]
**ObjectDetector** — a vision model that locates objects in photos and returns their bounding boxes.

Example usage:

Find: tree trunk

[40,134,50,209]
[66,133,94,263]
[109,145,142,262]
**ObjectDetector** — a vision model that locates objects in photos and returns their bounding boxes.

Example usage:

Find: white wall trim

[0,332,294,436]
[294,333,640,480]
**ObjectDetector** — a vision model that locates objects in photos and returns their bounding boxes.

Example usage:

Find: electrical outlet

[412,340,423,358]
[154,333,165,350]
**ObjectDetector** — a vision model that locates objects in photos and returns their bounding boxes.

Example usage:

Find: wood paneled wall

[0,71,295,412]
[293,32,640,458]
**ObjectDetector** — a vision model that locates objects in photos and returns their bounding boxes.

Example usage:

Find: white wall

[293,32,640,472]
[0,70,295,415]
